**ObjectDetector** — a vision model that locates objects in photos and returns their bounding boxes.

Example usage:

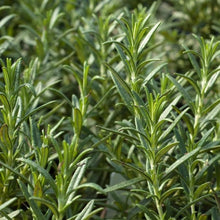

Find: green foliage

[0,0,220,219]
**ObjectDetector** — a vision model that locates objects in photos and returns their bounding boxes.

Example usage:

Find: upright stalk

[182,36,220,218]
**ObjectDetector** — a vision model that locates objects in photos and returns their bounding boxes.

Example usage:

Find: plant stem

[188,160,196,220]
[150,156,164,219]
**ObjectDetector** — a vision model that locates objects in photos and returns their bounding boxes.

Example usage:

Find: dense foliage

[0,0,220,219]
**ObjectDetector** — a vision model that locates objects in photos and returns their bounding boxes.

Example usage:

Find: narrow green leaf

[50,117,65,134]
[159,96,181,121]
[30,117,42,148]
[128,198,152,219]
[80,34,102,59]
[66,158,88,204]
[119,126,150,145]
[0,211,11,220]
[19,24,41,39]
[1,210,22,219]
[0,124,12,148]
[82,62,89,95]
[0,6,11,11]
[176,73,200,95]
[173,106,194,135]
[197,127,214,148]
[137,59,159,75]
[13,58,22,90]
[167,74,193,107]
[113,159,152,182]
[138,22,161,53]
[16,100,57,129]
[0,210,22,220]
[49,7,63,29]
[104,40,134,73]
[200,141,220,153]
[182,45,201,78]
[134,116,150,150]
[0,93,10,111]
[0,14,16,28]
[155,142,179,163]
[48,88,74,108]
[202,98,220,115]
[57,28,76,41]
[175,194,211,218]
[97,126,139,142]
[17,158,57,194]
[77,207,103,220]
[164,147,201,178]
[75,200,94,220]
[0,198,17,211]
[20,2,37,20]
[143,63,167,86]
[87,86,115,116]
[105,63,133,111]
[194,182,210,199]
[104,176,144,193]
[205,70,220,93]
[90,135,112,149]
[132,91,151,126]
[0,160,32,187]
[75,183,105,194]
[160,187,182,203]
[68,158,88,191]
[118,17,132,45]
[159,108,189,142]
[13,96,22,125]
[63,195,81,212]
[30,197,59,218]
[202,102,220,127]
[74,108,82,136]
[115,41,134,75]
[17,180,46,220]
[136,204,158,220]
[33,180,43,199]
[69,149,93,171]
[195,154,220,181]
[17,83,37,96]
[39,146,49,168]
[49,135,63,162]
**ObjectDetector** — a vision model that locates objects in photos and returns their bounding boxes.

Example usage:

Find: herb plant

[0,0,220,219]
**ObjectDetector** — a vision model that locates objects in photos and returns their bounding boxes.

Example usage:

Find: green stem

[188,160,196,220]
[151,157,164,219]
[156,199,164,220]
